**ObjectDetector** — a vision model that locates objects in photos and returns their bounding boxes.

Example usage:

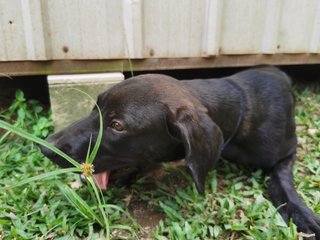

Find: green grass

[0,84,319,239]
[0,90,136,239]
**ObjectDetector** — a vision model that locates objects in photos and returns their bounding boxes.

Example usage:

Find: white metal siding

[0,0,319,61]
[278,0,318,53]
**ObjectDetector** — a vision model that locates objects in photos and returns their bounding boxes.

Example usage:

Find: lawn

[0,83,319,240]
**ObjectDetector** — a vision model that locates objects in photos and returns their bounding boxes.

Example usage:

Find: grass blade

[58,183,104,226]
[110,224,139,239]
[87,105,103,164]
[86,134,93,161]
[87,176,110,238]
[70,88,103,165]
[0,120,80,168]
[1,168,80,189]
[98,204,139,229]
[0,130,10,144]
[70,89,110,236]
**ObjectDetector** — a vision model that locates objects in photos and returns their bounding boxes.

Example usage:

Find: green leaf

[86,176,110,237]
[15,89,25,102]
[2,168,80,189]
[17,108,25,119]
[213,225,221,237]
[184,222,192,239]
[159,202,184,222]
[0,119,80,168]
[156,236,168,240]
[211,170,217,192]
[172,222,185,239]
[231,225,247,231]
[98,204,138,228]
[58,183,103,226]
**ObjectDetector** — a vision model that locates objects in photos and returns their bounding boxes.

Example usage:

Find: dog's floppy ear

[165,105,223,193]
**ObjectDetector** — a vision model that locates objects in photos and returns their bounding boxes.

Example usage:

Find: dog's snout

[45,134,59,146]
[39,135,59,159]
[41,134,72,154]
[39,144,57,158]
[39,134,64,158]
[39,135,75,168]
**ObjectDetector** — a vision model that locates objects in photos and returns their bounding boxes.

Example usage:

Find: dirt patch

[128,200,165,239]
[120,161,188,239]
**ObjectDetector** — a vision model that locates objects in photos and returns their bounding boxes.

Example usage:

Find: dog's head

[40,74,223,193]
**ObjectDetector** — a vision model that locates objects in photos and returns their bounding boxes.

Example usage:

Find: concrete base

[48,73,124,132]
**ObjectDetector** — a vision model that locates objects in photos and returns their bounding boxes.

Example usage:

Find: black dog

[41,66,320,238]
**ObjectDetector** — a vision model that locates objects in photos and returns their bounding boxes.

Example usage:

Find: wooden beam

[1,54,320,76]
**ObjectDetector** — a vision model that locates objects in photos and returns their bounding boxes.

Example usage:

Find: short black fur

[40,66,320,239]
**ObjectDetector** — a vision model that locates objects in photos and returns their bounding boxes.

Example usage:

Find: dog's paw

[288,203,320,240]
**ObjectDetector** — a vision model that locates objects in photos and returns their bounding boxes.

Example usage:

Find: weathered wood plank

[1,54,320,76]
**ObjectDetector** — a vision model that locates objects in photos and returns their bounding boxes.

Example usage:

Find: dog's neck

[220,79,245,152]
[184,78,245,149]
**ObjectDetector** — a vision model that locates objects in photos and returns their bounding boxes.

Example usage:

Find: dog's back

[183,66,295,168]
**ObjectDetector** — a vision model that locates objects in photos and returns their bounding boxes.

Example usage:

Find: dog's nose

[39,136,58,159]
[39,145,56,159]
[39,135,76,168]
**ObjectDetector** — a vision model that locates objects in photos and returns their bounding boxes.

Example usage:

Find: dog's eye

[111,121,124,131]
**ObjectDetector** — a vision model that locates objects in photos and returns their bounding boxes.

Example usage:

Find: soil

[122,161,188,239]
[128,200,165,239]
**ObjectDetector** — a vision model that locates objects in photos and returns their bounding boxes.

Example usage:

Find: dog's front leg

[268,154,320,240]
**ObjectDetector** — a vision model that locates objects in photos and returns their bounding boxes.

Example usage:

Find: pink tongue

[93,170,110,190]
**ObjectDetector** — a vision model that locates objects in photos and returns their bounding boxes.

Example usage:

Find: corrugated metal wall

[1,0,320,61]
